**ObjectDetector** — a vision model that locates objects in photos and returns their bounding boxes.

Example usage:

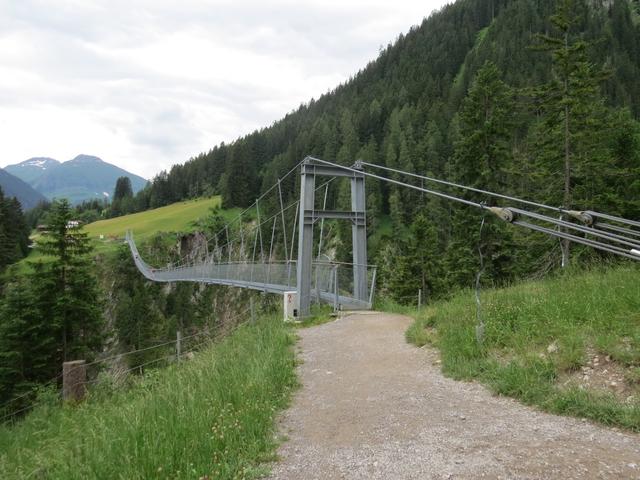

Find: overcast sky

[0,0,451,179]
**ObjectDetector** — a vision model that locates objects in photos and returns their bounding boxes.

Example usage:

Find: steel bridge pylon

[296,157,368,316]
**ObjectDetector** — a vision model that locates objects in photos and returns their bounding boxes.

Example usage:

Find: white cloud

[0,0,451,178]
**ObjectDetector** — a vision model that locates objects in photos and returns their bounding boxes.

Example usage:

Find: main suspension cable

[360,161,640,231]
[308,157,640,261]
[360,160,561,212]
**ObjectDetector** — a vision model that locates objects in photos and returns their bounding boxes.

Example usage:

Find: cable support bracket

[487,206,516,223]
[565,210,594,226]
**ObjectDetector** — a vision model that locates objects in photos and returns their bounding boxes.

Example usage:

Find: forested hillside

[0,188,30,272]
[111,0,640,300]
[0,170,47,211]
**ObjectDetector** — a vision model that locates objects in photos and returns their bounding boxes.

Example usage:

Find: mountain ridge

[0,168,47,210]
[6,155,148,205]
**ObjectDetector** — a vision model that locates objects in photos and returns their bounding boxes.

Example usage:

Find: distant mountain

[6,155,148,205]
[0,169,47,210]
[5,157,60,185]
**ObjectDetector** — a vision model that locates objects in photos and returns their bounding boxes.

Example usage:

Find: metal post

[368,267,377,308]
[176,331,182,361]
[296,161,316,316]
[333,265,339,311]
[418,289,422,310]
[351,166,368,303]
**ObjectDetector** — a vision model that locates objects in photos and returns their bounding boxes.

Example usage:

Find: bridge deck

[126,233,374,310]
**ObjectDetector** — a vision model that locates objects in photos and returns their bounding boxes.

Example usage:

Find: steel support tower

[296,157,368,316]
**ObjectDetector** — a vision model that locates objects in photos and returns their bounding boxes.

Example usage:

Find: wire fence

[0,307,252,425]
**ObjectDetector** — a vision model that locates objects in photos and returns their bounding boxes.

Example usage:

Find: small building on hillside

[66,220,82,229]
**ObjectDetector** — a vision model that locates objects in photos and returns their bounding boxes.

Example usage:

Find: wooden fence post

[62,360,86,402]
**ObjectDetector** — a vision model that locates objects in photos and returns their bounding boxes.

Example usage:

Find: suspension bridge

[127,156,640,317]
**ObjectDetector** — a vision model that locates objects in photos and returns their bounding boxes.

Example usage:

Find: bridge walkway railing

[126,231,376,310]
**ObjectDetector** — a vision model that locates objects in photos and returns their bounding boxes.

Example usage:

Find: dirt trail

[267,312,640,479]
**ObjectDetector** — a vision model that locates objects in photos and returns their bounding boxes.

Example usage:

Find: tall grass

[0,315,297,479]
[404,265,640,431]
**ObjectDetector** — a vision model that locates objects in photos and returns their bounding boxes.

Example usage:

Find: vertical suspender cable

[290,203,298,263]
[278,178,289,262]
[268,217,277,261]
[317,183,330,259]
[256,200,264,262]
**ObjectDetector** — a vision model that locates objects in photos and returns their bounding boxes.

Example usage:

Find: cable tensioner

[487,207,517,223]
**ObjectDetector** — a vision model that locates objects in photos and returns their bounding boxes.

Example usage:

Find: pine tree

[114,280,164,367]
[446,61,516,288]
[0,189,30,271]
[337,109,359,164]
[358,138,382,231]
[385,108,408,234]
[114,176,133,200]
[530,0,611,266]
[387,210,442,303]
[111,176,134,217]
[0,191,14,271]
[222,142,258,208]
[38,199,103,361]
[0,275,58,410]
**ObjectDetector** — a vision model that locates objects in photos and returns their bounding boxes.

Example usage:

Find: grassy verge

[403,265,640,431]
[0,315,297,479]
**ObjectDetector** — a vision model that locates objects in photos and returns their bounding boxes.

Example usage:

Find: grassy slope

[0,315,297,480]
[84,196,240,252]
[22,197,238,265]
[403,265,640,431]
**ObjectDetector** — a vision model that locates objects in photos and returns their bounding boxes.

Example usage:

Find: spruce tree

[0,189,30,271]
[38,199,103,361]
[114,176,133,200]
[113,256,164,367]
[387,210,442,303]
[111,176,134,217]
[530,0,610,266]
[446,61,516,288]
[0,276,57,410]
[336,108,359,164]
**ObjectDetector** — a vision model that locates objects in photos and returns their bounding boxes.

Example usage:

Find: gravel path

[267,312,640,479]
